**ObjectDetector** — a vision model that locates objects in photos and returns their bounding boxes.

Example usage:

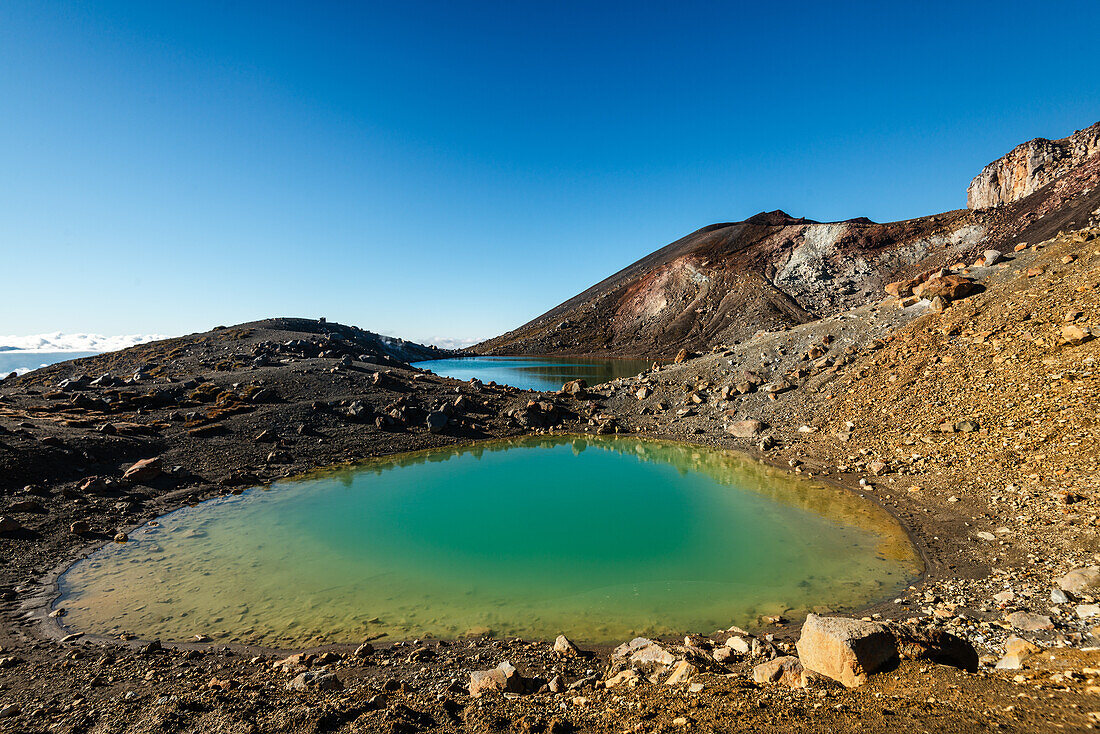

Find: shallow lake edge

[27,433,930,656]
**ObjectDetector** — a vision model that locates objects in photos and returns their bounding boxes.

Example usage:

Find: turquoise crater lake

[57,437,920,646]
[411,356,655,391]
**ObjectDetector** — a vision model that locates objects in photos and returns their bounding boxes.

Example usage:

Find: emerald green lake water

[411,356,654,391]
[57,437,919,646]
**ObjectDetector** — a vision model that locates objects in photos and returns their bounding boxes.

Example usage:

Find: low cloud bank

[0,332,171,353]
[422,336,483,351]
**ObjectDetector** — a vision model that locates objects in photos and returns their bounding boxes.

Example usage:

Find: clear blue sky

[2,1,1098,344]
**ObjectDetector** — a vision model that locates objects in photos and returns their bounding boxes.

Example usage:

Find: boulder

[983,250,1002,266]
[1059,567,1100,594]
[913,275,978,302]
[795,614,897,688]
[469,661,525,697]
[752,655,805,688]
[995,636,1041,670]
[122,457,162,483]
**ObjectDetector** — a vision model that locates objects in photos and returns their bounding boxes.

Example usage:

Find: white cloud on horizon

[420,336,483,351]
[0,332,171,353]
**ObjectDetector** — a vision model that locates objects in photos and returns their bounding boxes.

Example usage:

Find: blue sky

[2,1,1098,344]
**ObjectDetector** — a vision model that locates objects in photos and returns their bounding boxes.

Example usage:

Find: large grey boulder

[795,614,897,687]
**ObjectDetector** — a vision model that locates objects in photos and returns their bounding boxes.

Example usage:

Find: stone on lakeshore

[795,614,897,688]
[553,634,579,656]
[561,379,587,396]
[612,637,677,675]
[288,670,343,691]
[1058,567,1100,594]
[752,656,805,688]
[712,647,733,663]
[469,661,525,697]
[1006,611,1054,631]
[426,411,448,433]
[353,642,374,658]
[725,636,751,654]
[122,457,162,483]
[664,660,695,685]
[725,420,765,438]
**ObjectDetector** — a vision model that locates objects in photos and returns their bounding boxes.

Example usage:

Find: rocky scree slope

[479,121,1100,359]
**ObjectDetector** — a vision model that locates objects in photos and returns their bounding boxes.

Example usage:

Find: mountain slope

[478,122,1100,358]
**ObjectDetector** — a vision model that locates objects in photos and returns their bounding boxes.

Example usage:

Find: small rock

[725,419,765,438]
[1006,611,1054,631]
[1059,567,1100,594]
[0,516,22,534]
[122,457,162,483]
[1060,325,1092,346]
[753,656,805,688]
[1076,604,1100,619]
[604,669,642,688]
[553,634,579,656]
[469,661,526,697]
[664,660,695,685]
[562,379,587,396]
[726,636,751,654]
[288,670,343,691]
[426,411,448,433]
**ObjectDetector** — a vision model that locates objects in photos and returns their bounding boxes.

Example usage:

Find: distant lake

[411,356,655,391]
[0,351,98,377]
